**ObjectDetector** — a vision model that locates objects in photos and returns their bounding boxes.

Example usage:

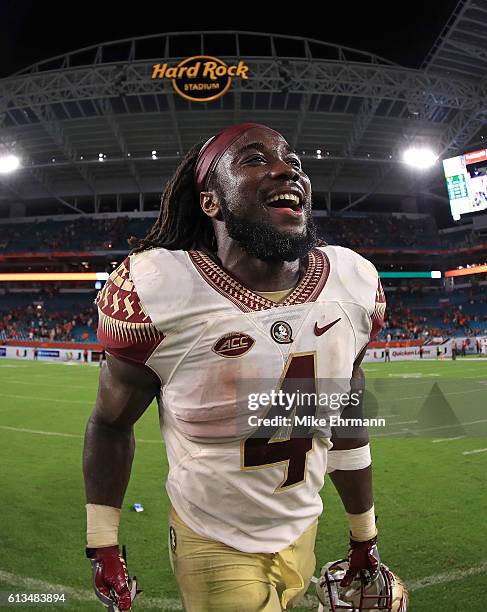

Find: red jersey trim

[187,248,330,313]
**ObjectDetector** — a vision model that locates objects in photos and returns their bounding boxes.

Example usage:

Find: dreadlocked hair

[128,140,216,254]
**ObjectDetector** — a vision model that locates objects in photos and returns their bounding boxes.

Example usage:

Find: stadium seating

[378,284,487,340]
[2,212,485,253]
[1,217,150,253]
[1,212,486,345]
[2,281,486,345]
[318,215,440,249]
[0,292,97,343]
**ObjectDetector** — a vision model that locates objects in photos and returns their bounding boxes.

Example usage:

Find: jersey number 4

[241,352,317,491]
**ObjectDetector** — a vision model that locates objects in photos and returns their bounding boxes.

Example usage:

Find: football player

[83,123,387,611]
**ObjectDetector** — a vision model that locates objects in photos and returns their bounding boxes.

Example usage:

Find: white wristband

[86,504,121,548]
[326,443,371,473]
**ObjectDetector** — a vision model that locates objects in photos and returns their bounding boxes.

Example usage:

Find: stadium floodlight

[402,147,438,169]
[0,154,20,174]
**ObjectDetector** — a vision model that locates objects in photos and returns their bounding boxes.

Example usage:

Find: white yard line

[0,425,162,444]
[0,549,486,608]
[2,373,98,380]
[448,358,487,362]
[388,420,418,426]
[393,387,486,402]
[0,379,94,389]
[374,418,487,437]
[462,448,487,455]
[432,436,466,443]
[5,385,483,409]
[5,561,469,610]
[385,376,435,382]
[441,367,487,373]
[387,374,436,379]
[0,569,182,610]
[0,426,81,439]
[2,561,486,611]
[407,560,487,591]
[0,393,89,404]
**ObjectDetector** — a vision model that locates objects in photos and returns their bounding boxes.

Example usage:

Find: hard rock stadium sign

[151,55,249,102]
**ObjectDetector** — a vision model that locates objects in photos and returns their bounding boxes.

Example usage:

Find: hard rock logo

[152,55,249,102]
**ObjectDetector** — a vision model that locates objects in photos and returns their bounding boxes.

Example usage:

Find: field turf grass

[0,357,486,611]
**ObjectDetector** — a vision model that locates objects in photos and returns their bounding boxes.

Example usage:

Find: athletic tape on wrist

[326,443,371,473]
[86,503,121,548]
[347,505,378,541]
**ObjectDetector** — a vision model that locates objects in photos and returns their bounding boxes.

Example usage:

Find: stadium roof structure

[0,5,486,215]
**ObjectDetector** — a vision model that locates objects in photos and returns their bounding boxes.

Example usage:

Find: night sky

[0,0,460,77]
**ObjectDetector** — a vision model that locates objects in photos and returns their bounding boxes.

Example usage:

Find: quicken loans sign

[152,55,249,102]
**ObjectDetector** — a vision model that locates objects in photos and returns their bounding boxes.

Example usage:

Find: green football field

[0,357,486,611]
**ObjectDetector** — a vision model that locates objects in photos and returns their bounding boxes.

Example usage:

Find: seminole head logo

[152,55,249,102]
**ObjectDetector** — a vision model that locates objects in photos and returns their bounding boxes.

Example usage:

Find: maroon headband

[194,122,280,192]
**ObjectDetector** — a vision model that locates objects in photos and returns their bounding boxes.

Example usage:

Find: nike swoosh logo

[314,317,341,336]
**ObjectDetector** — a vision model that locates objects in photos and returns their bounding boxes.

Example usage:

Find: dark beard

[219,201,320,262]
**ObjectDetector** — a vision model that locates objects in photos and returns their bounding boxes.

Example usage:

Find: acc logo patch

[270,321,293,344]
[212,332,255,358]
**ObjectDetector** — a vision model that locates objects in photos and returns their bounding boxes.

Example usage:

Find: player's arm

[327,268,386,586]
[327,353,378,586]
[84,352,160,507]
[328,268,386,515]
[328,355,373,510]
[83,353,160,610]
[328,350,374,520]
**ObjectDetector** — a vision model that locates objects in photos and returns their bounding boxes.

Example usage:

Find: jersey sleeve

[95,257,165,365]
[370,276,386,341]
[347,248,386,343]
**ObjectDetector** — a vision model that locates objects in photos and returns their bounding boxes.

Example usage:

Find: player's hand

[87,545,137,610]
[340,535,380,587]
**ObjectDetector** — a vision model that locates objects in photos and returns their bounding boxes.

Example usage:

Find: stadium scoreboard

[443,148,487,220]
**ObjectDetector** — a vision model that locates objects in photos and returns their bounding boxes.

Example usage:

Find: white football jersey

[96,245,385,553]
